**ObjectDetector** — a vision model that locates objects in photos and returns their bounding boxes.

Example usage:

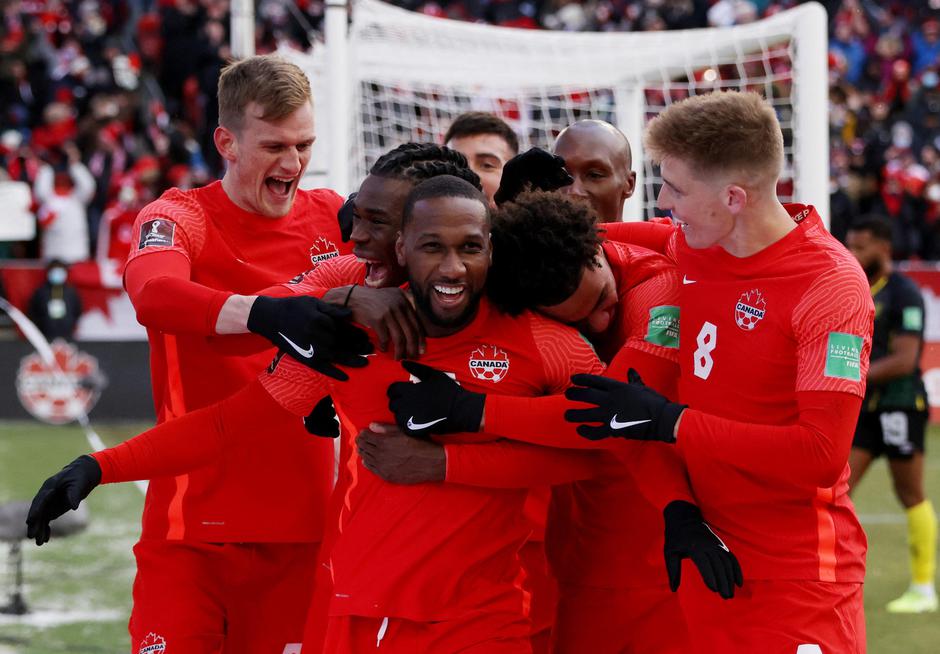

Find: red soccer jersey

[125,181,349,542]
[670,204,872,583]
[592,240,682,368]
[263,299,605,622]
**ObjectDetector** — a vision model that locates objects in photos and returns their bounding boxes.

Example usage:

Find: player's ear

[725,184,747,215]
[395,231,406,267]
[622,170,637,201]
[214,126,238,163]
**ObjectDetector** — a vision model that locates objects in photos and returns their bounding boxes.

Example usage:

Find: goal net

[289,0,828,222]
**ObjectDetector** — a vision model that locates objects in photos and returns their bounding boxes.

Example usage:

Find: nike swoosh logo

[407,416,447,431]
[278,332,314,358]
[683,276,697,285]
[704,523,731,552]
[609,416,651,430]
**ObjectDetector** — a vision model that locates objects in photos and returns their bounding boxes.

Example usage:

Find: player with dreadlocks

[209,142,483,362]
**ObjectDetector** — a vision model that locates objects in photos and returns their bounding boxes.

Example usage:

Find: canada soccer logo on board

[468,345,510,383]
[16,340,106,425]
[734,289,767,331]
[309,236,339,267]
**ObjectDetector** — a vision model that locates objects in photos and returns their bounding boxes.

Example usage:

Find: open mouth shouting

[265,175,297,203]
[355,255,393,288]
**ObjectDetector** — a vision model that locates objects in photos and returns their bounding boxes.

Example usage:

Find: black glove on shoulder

[338,192,357,242]
[247,295,373,380]
[493,147,574,205]
[564,369,686,442]
[386,361,485,438]
[26,454,101,546]
[663,500,743,600]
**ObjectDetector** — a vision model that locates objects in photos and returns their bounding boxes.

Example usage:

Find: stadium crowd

[1,0,939,268]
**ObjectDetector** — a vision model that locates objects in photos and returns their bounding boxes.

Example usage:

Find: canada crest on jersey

[138,633,167,654]
[309,236,339,268]
[734,289,767,331]
[468,345,510,383]
[16,340,107,425]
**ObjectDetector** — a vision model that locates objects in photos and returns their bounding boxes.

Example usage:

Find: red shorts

[518,539,557,654]
[678,570,865,654]
[551,582,690,654]
[130,540,318,654]
[322,612,532,654]
[300,543,336,653]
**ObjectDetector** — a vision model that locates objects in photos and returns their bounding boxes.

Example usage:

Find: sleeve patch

[825,332,863,381]
[138,219,176,249]
[645,305,680,349]
[902,306,923,331]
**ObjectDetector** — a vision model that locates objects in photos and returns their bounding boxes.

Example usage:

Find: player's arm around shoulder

[527,310,605,394]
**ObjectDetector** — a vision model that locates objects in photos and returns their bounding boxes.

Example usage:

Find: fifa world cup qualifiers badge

[138,219,175,249]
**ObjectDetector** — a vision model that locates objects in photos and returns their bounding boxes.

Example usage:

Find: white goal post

[287,0,828,224]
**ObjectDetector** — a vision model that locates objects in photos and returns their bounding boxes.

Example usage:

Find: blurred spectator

[2,0,940,263]
[34,142,95,263]
[96,180,143,272]
[28,259,83,341]
[912,19,940,76]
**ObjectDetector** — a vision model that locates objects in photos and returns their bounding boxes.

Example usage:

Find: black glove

[386,361,485,438]
[26,455,102,546]
[493,147,574,205]
[664,500,743,599]
[247,295,373,380]
[338,192,357,242]
[564,369,686,442]
[303,395,340,438]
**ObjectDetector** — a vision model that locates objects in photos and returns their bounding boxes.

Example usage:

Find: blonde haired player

[34,54,360,653]
[558,91,873,652]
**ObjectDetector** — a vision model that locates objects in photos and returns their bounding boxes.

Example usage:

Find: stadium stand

[1,0,938,272]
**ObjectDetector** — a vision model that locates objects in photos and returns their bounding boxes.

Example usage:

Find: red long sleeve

[444,440,613,488]
[92,379,291,483]
[677,391,862,489]
[124,252,232,335]
[484,346,679,450]
[605,347,679,400]
[600,221,674,253]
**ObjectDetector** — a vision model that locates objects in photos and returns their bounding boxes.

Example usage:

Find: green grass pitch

[1,421,939,652]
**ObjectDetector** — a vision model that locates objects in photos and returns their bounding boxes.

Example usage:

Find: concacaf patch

[309,236,340,267]
[138,633,166,654]
[468,345,510,383]
[824,332,863,381]
[902,306,923,331]
[734,289,766,331]
[645,305,680,348]
[138,219,175,249]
